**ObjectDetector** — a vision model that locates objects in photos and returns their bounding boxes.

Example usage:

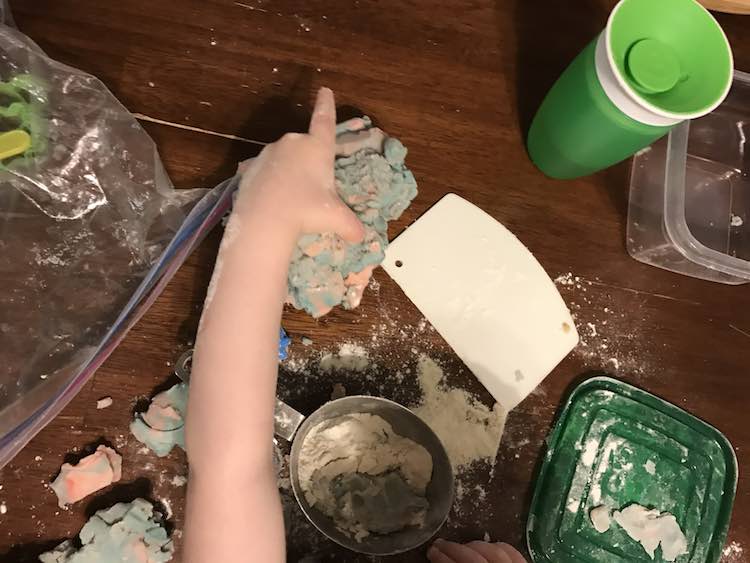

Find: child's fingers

[427,544,457,563]
[236,158,254,175]
[464,542,515,563]
[495,543,528,563]
[328,198,365,243]
[308,87,336,148]
[430,540,489,563]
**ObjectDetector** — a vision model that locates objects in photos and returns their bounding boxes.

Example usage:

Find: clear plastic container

[628,70,750,285]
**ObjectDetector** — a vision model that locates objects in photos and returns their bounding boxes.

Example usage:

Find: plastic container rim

[663,69,750,281]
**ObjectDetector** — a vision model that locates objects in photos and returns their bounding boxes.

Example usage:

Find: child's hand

[234,87,364,243]
[427,539,527,563]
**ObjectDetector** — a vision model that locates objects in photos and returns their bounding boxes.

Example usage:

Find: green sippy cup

[527,0,733,180]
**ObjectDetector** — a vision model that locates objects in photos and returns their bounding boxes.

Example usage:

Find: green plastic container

[527,0,733,179]
[528,377,737,562]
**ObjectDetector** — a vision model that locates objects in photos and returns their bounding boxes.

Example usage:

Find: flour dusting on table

[319,342,370,372]
[554,272,654,378]
[723,541,744,562]
[414,355,506,469]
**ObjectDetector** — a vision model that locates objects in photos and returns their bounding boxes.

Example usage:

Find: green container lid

[528,377,736,562]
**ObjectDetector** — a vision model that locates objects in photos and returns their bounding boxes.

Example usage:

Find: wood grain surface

[1,1,749,562]
[700,0,750,15]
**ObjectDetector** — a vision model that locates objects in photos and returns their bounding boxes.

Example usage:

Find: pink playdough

[50,445,122,507]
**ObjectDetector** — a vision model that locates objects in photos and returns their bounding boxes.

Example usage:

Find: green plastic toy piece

[0,73,47,166]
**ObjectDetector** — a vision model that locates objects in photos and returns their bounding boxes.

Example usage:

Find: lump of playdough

[298,413,433,541]
[130,383,188,457]
[278,328,291,360]
[287,117,418,317]
[39,498,174,563]
[50,445,122,508]
[612,504,688,561]
[589,505,611,533]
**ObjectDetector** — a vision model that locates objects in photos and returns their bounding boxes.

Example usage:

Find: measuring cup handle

[174,348,305,442]
[274,399,305,442]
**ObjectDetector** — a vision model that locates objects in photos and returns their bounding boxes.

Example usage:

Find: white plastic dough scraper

[384,194,579,411]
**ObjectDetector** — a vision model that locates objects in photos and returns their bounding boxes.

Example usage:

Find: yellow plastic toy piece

[0,129,31,160]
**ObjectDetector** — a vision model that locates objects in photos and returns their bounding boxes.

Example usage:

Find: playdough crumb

[170,475,187,487]
[50,445,122,508]
[590,505,611,533]
[330,383,347,400]
[96,397,113,409]
[319,342,370,372]
[39,498,174,563]
[0,502,6,514]
[301,337,313,346]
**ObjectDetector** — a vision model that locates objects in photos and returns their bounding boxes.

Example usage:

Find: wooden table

[1,1,749,561]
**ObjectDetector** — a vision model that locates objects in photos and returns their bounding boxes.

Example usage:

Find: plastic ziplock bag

[0,11,237,466]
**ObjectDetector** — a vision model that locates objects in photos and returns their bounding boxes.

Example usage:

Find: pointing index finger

[309,87,336,147]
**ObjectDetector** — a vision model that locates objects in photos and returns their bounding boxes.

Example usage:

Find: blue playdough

[131,335,288,457]
[130,382,188,457]
[278,328,290,360]
[286,117,418,317]
[39,498,174,562]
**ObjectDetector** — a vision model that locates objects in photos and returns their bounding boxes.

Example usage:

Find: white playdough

[613,504,688,561]
[589,505,612,533]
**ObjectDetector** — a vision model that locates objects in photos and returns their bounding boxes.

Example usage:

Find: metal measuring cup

[174,349,454,555]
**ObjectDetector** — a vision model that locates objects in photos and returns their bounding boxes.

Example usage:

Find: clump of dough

[50,445,122,508]
[612,504,688,562]
[130,383,188,457]
[298,413,433,541]
[589,505,612,533]
[287,117,418,317]
[39,498,174,563]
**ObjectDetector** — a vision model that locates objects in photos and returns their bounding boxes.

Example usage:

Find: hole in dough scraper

[384,193,579,411]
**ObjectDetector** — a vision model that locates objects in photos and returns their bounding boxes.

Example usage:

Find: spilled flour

[554,272,654,378]
[319,342,370,372]
[722,541,744,562]
[298,413,432,542]
[413,356,506,470]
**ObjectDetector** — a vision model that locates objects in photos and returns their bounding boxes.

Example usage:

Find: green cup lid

[608,0,733,117]
[626,38,682,95]
[527,377,737,562]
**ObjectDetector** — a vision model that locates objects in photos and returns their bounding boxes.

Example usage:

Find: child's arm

[183,88,363,563]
